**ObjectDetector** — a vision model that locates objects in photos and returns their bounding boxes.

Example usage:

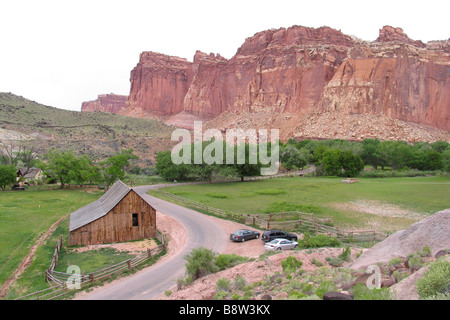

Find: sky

[0,0,448,111]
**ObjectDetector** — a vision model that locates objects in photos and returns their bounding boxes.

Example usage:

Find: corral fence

[15,231,166,300]
[154,190,388,245]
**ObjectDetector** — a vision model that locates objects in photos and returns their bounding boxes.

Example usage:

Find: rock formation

[81,94,128,113]
[83,25,450,140]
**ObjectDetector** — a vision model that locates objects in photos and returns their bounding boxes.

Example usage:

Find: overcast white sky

[0,0,448,111]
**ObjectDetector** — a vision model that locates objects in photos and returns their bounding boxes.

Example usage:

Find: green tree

[231,142,262,181]
[100,148,139,190]
[321,149,343,176]
[361,138,381,169]
[321,149,363,177]
[40,149,82,189]
[340,150,364,177]
[280,144,307,170]
[155,150,191,181]
[0,165,17,190]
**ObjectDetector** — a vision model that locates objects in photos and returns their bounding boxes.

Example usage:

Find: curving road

[77,185,228,300]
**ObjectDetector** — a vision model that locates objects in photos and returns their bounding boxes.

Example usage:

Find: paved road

[77,185,228,300]
[77,167,315,300]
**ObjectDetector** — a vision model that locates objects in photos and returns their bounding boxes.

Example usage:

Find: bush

[263,201,321,214]
[416,260,450,299]
[184,247,218,282]
[281,256,303,274]
[351,283,392,300]
[326,256,345,267]
[206,192,229,199]
[216,278,233,292]
[316,281,338,299]
[256,189,286,195]
[338,246,352,262]
[388,257,404,266]
[215,253,249,271]
[298,232,341,249]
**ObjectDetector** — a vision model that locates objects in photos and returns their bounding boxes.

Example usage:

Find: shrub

[312,258,324,267]
[216,278,233,292]
[338,246,351,262]
[256,189,286,195]
[215,253,249,271]
[184,247,218,282]
[388,257,404,266]
[351,283,392,300]
[281,256,303,274]
[316,281,338,299]
[407,254,423,270]
[416,260,450,299]
[233,275,247,291]
[263,201,321,214]
[419,246,432,257]
[298,232,341,249]
[206,192,229,199]
[326,256,344,267]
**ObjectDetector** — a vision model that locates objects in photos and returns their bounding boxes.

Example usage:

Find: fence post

[127,260,132,273]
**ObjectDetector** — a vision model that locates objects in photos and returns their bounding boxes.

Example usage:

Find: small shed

[17,168,43,184]
[68,180,156,246]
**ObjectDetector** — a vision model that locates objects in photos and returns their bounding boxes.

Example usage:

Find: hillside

[0,92,175,164]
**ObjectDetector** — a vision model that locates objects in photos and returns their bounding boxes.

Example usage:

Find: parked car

[261,229,298,242]
[264,238,298,251]
[229,229,260,242]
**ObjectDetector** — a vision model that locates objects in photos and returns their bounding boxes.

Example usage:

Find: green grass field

[0,188,103,292]
[154,176,450,233]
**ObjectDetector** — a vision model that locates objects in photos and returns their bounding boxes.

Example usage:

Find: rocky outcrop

[87,25,450,137]
[348,209,450,271]
[81,94,128,113]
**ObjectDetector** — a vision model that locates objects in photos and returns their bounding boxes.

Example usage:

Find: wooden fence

[155,190,388,245]
[15,231,166,300]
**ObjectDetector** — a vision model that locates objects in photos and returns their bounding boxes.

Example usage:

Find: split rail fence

[15,231,166,300]
[155,190,388,245]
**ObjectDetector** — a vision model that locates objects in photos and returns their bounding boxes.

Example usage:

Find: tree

[340,150,364,177]
[361,138,381,169]
[0,165,17,190]
[230,143,262,181]
[155,150,191,181]
[280,144,307,170]
[100,148,139,189]
[321,149,343,176]
[40,149,80,189]
[321,149,364,177]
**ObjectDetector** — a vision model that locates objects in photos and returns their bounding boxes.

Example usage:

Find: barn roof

[69,180,133,232]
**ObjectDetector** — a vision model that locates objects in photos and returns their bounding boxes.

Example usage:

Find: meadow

[154,175,450,233]
[0,188,102,295]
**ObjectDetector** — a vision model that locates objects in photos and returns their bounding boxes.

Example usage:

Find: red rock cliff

[100,25,450,131]
[81,94,128,113]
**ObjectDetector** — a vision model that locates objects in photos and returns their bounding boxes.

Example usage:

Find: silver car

[264,238,298,251]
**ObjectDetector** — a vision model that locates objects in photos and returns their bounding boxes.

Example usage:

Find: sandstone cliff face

[83,25,450,135]
[125,52,191,116]
[81,94,128,113]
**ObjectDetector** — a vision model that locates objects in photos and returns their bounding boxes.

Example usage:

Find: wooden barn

[68,180,156,246]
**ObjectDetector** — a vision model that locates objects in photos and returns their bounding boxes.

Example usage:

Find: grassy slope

[0,92,175,163]
[156,176,450,232]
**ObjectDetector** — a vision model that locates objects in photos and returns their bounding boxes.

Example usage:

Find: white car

[264,238,298,251]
